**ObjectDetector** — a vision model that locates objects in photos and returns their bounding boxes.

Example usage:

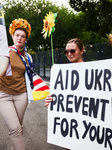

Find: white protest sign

[47,59,112,150]
[0,5,12,76]
[0,5,9,56]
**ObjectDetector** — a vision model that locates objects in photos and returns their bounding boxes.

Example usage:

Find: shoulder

[8,46,16,52]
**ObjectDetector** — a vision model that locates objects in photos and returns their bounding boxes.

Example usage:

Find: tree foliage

[69,0,112,37]
[1,0,108,53]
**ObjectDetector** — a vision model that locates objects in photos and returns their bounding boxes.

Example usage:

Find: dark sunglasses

[64,49,76,55]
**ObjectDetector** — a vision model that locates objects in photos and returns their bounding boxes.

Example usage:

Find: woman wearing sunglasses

[45,38,84,150]
[45,38,84,107]
[64,38,84,63]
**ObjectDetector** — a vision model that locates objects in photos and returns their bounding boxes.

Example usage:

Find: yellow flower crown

[9,18,31,37]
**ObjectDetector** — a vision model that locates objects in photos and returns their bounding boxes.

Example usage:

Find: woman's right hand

[45,95,53,107]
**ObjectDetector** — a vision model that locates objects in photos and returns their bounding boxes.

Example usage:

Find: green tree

[69,0,112,37]
[2,0,80,51]
[1,0,107,53]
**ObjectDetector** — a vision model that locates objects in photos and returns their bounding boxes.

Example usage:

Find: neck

[79,59,84,62]
[15,46,24,52]
[77,57,84,63]
[72,58,84,63]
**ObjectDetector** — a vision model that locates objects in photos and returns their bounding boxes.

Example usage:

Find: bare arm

[0,56,9,76]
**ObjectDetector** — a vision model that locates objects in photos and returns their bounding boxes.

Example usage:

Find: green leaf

[54,12,57,20]
[52,27,55,33]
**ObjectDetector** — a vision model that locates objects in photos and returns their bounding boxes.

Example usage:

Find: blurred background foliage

[1,0,112,55]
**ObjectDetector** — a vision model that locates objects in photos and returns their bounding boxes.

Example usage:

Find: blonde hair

[108,34,112,45]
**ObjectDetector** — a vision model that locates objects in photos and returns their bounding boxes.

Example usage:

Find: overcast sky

[49,0,74,12]
[1,0,72,10]
[49,0,70,7]
[1,0,71,7]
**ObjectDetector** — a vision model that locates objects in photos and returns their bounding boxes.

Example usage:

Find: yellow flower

[42,12,56,39]
[43,20,49,38]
